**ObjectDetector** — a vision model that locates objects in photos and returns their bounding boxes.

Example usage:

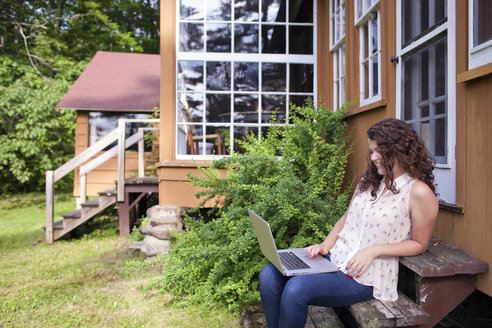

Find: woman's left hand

[345,246,379,278]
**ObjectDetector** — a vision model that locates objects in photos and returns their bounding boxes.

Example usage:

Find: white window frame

[468,0,492,70]
[395,0,456,204]
[175,0,317,160]
[330,0,346,110]
[355,0,381,107]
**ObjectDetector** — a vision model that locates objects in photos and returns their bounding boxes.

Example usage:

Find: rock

[139,224,176,240]
[141,235,171,256]
[147,205,185,230]
[129,241,145,251]
[240,304,267,328]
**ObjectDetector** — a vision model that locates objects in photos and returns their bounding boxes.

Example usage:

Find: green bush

[159,100,352,311]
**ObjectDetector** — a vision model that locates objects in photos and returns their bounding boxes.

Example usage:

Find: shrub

[159,100,352,311]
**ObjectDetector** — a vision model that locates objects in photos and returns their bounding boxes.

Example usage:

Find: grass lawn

[0,193,241,328]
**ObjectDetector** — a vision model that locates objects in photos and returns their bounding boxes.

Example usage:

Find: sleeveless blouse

[329,172,416,301]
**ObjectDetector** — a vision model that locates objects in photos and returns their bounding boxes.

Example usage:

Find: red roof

[57,51,160,112]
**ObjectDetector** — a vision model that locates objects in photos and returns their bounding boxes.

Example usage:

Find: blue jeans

[259,262,374,328]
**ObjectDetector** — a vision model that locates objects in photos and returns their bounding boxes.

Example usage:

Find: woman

[258,118,439,328]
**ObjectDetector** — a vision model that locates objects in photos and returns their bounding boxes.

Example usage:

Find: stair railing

[45,118,159,244]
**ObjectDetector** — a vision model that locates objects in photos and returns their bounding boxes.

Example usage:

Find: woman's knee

[259,263,285,293]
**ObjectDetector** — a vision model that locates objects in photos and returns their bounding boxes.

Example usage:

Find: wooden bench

[306,237,488,328]
[241,237,488,328]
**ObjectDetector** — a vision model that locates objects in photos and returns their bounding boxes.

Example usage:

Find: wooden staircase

[45,118,159,243]
[51,190,117,240]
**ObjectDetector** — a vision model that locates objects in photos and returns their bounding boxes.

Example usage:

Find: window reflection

[206,93,231,122]
[262,63,286,92]
[178,93,204,123]
[289,0,313,23]
[179,23,204,52]
[289,64,314,92]
[235,0,259,21]
[234,62,259,91]
[180,0,204,20]
[289,26,313,54]
[234,126,259,153]
[207,23,231,52]
[262,25,286,53]
[206,61,231,91]
[234,94,259,123]
[178,60,204,91]
[262,0,286,22]
[235,24,259,53]
[262,94,286,114]
[207,0,231,21]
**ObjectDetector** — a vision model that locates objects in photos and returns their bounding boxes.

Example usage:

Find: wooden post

[138,138,145,177]
[117,119,126,202]
[45,170,54,244]
[80,174,87,204]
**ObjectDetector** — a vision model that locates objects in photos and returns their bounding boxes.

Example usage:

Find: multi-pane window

[177,0,315,157]
[355,0,380,106]
[330,0,345,110]
[469,0,492,69]
[398,0,456,203]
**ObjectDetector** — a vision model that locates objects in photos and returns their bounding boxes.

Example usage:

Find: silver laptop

[248,209,339,276]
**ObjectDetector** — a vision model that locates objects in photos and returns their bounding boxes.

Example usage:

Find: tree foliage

[0,1,159,194]
[159,100,353,311]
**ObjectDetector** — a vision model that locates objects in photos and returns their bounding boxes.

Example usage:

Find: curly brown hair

[359,118,436,199]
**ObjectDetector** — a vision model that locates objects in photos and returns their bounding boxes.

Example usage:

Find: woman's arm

[303,185,360,258]
[345,180,438,277]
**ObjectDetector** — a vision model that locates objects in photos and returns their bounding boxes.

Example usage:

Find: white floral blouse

[329,172,416,301]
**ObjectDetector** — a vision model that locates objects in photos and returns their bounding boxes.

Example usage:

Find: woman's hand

[302,244,330,258]
[345,246,379,278]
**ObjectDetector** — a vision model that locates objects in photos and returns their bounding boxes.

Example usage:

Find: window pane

[435,38,446,97]
[177,124,204,155]
[289,64,314,92]
[234,24,259,53]
[235,0,259,21]
[289,95,310,107]
[206,23,231,52]
[179,23,204,52]
[262,25,286,53]
[234,94,259,123]
[435,101,445,115]
[204,126,229,155]
[289,0,313,23]
[420,50,428,101]
[435,117,446,157]
[234,126,258,153]
[178,93,204,123]
[262,0,286,22]
[289,26,313,54]
[206,61,231,91]
[402,0,446,46]
[370,13,378,53]
[262,63,286,91]
[234,62,259,91]
[420,105,429,118]
[363,60,369,99]
[475,0,492,46]
[180,0,204,20]
[207,0,231,21]
[262,94,286,113]
[206,93,231,122]
[178,60,204,91]
[371,56,378,96]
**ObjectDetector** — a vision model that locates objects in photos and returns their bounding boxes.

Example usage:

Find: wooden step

[53,220,64,230]
[81,199,99,207]
[98,189,117,197]
[348,291,428,328]
[62,209,81,219]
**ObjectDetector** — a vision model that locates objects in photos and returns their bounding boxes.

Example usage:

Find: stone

[146,205,184,230]
[139,224,176,240]
[129,241,145,251]
[240,304,267,328]
[141,235,171,256]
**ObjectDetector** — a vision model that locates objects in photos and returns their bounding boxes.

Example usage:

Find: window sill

[344,99,388,118]
[457,62,492,83]
[438,200,464,214]
[157,160,213,168]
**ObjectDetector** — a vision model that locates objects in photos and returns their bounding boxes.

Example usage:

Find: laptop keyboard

[279,252,311,271]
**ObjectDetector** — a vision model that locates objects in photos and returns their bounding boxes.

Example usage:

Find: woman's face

[368,138,385,175]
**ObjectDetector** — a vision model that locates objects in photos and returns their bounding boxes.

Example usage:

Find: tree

[0,1,159,194]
